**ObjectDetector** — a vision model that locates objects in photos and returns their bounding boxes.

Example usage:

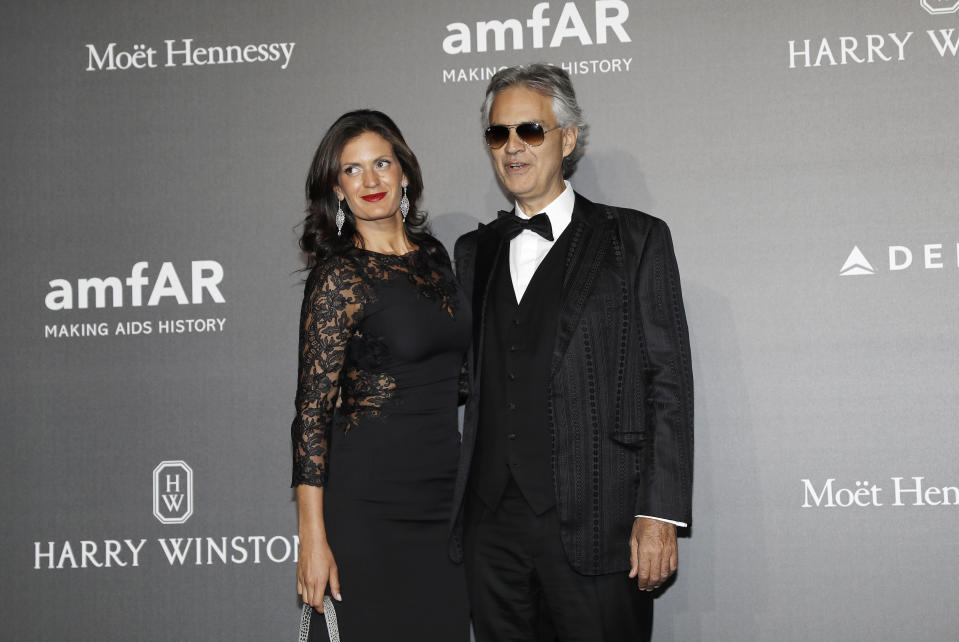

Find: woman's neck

[355,219,414,255]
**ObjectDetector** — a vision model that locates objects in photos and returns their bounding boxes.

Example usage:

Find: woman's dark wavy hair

[301,109,435,267]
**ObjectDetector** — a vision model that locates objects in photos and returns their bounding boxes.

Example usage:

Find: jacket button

[507,433,517,440]
[507,403,516,410]
[507,372,516,381]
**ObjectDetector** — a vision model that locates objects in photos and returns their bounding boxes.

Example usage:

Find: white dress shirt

[508,181,687,529]
[509,181,576,303]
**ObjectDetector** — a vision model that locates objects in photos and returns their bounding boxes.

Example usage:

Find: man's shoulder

[454,226,481,246]
[575,192,667,234]
[453,227,479,259]
[453,224,489,269]
[454,216,507,257]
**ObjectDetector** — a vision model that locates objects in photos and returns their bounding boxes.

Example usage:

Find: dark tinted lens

[484,125,510,148]
[515,122,546,146]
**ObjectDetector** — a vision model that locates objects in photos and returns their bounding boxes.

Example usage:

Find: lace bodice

[291,245,464,487]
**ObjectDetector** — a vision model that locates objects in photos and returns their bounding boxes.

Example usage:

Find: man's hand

[628,517,677,591]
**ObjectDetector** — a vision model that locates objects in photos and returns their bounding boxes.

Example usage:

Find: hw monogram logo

[153,460,194,524]
[921,0,959,15]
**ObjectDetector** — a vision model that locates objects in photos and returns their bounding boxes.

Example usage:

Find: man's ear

[561,125,579,159]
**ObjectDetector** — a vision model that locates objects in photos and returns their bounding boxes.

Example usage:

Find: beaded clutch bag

[298,597,339,642]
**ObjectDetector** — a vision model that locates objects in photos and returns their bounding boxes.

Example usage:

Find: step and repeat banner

[2,1,957,639]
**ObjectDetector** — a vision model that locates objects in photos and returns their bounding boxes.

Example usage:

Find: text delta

[443,1,630,55]
[45,260,224,311]
[841,243,959,276]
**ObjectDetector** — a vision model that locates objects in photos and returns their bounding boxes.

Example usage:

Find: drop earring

[399,183,409,223]
[336,199,345,237]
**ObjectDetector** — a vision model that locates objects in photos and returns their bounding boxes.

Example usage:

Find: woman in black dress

[291,110,469,641]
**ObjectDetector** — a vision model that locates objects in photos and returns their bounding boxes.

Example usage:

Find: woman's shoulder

[305,252,367,291]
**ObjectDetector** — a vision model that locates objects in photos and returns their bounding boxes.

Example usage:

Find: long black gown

[291,241,470,641]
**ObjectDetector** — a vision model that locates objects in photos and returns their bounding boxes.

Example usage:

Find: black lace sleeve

[290,258,365,487]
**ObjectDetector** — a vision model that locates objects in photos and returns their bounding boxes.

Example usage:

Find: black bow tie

[498,212,554,241]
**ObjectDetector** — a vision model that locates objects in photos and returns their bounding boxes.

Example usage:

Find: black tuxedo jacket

[450,193,694,575]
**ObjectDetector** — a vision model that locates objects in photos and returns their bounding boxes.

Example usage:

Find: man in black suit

[450,64,694,641]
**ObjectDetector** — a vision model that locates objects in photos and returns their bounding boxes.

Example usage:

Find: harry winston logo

[921,0,959,15]
[840,246,876,276]
[153,460,193,524]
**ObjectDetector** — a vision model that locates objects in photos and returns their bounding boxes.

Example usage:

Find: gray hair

[481,64,589,179]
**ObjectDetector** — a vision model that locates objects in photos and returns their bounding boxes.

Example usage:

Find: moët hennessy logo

[153,460,193,524]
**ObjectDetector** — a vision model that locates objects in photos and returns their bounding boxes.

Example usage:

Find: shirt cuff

[634,514,688,528]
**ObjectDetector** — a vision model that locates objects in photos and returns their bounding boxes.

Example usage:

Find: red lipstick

[361,192,387,202]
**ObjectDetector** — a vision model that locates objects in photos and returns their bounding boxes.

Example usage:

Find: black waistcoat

[472,231,572,514]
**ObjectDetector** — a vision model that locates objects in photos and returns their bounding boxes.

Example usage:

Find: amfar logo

[921,0,959,15]
[45,260,224,310]
[442,1,631,55]
[153,461,193,524]
[840,244,959,276]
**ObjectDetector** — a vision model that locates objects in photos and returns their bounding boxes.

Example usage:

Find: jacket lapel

[551,194,614,377]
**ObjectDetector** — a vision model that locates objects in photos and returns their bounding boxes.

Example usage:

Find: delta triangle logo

[840,246,876,276]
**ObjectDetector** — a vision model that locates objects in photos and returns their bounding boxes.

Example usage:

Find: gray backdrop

[3,0,958,639]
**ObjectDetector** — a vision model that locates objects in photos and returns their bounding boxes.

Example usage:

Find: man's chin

[499,177,534,199]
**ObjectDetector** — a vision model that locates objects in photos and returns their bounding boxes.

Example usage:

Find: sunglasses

[484,122,561,149]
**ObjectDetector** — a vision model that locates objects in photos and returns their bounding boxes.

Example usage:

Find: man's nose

[504,128,526,153]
